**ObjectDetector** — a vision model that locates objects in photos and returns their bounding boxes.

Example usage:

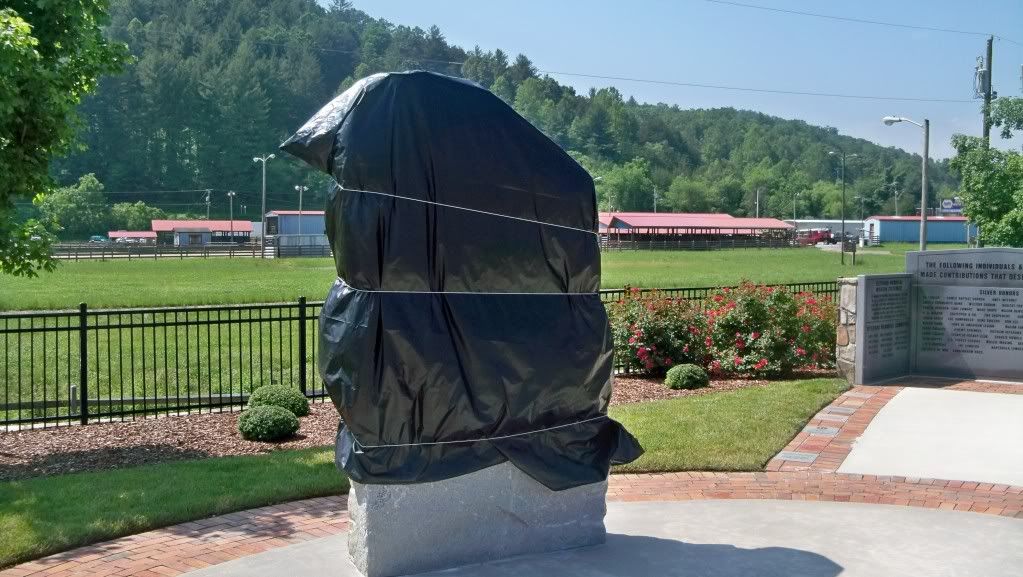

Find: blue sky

[351,0,1023,159]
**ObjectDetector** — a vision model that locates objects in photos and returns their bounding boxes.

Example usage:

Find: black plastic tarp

[280,71,641,490]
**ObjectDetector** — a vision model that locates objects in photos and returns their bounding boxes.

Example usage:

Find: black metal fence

[1,280,837,431]
[1,300,323,431]
[599,281,838,305]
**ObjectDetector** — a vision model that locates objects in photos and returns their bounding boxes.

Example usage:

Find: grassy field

[0,247,923,310]
[0,377,845,567]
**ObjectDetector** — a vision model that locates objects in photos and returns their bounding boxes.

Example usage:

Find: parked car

[796,228,832,246]
[89,235,108,243]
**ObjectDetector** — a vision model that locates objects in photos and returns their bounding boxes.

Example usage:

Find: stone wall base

[347,462,608,577]
[836,277,857,384]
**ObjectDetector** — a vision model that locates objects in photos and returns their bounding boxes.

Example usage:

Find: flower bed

[606,282,837,377]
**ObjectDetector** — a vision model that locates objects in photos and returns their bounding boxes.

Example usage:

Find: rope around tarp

[340,186,599,237]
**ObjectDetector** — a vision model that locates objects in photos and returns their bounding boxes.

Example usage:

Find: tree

[951,136,1023,247]
[665,177,711,212]
[0,1,126,275]
[38,174,111,239]
[490,75,514,104]
[597,158,654,211]
[110,201,166,231]
[949,96,1023,247]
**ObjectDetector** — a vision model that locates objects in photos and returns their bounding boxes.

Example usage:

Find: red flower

[801,324,811,333]
[628,336,637,344]
[795,347,807,357]
[733,355,743,366]
[751,331,760,340]
[705,336,713,347]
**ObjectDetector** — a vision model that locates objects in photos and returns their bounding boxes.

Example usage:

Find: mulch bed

[0,403,340,482]
[0,370,836,482]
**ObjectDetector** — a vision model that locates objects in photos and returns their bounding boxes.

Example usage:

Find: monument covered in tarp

[280,71,641,491]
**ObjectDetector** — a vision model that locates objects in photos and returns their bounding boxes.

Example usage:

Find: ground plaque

[852,248,1023,384]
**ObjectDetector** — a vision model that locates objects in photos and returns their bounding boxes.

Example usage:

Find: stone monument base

[347,462,608,577]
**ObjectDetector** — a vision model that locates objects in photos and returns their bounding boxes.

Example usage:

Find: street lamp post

[792,192,800,221]
[226,191,236,243]
[882,116,930,251]
[294,185,308,236]
[253,153,275,256]
[828,150,858,264]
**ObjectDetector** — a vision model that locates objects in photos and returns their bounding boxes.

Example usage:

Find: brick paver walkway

[4,380,1021,577]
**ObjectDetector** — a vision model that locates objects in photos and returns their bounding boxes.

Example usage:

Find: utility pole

[253,154,275,255]
[294,185,308,235]
[755,188,761,218]
[921,119,929,251]
[829,151,857,264]
[204,189,211,220]
[792,192,799,221]
[983,35,994,144]
[892,184,901,217]
[227,191,236,243]
[652,187,658,213]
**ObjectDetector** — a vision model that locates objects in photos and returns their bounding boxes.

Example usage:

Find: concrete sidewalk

[185,500,1023,577]
[838,388,1023,486]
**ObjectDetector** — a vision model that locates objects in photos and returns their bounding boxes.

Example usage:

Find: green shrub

[237,405,300,441]
[606,288,709,375]
[247,385,309,416]
[704,282,837,377]
[664,364,710,390]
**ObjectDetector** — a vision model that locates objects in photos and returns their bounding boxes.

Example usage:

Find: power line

[539,70,975,103]
[702,0,1023,46]
[107,24,978,103]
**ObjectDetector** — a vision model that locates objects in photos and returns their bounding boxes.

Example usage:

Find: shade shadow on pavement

[427,533,843,577]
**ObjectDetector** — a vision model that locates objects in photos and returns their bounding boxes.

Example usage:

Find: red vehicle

[797,228,833,246]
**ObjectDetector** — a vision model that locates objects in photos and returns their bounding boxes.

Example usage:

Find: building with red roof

[598,211,794,249]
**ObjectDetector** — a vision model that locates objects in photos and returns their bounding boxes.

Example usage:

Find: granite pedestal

[347,462,608,577]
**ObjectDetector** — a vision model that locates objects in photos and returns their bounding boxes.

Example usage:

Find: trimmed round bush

[664,363,710,390]
[238,405,299,441]
[247,385,309,416]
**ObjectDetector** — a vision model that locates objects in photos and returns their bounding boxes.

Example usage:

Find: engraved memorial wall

[853,248,1023,384]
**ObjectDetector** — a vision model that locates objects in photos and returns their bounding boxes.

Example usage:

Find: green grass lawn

[0,248,911,310]
[0,377,845,567]
[609,378,847,472]
[0,447,345,567]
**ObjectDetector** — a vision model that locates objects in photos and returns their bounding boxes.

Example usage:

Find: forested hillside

[53,0,959,223]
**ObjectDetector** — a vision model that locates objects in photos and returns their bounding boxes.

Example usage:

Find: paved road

[186,500,1023,577]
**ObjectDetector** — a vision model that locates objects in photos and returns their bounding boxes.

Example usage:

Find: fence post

[297,296,307,395]
[78,303,89,425]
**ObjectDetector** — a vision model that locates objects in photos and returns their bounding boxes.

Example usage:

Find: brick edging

[6,381,1022,577]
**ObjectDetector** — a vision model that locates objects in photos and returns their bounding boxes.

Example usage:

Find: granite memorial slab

[852,248,1023,384]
